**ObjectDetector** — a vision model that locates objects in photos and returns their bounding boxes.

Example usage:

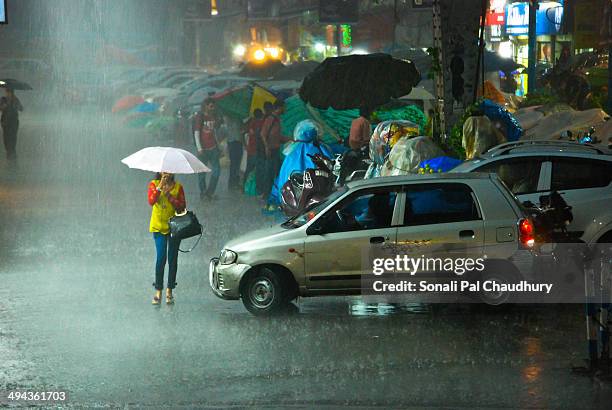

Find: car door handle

[459,230,475,239]
[370,236,388,244]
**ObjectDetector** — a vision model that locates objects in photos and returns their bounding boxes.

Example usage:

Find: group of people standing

[191,97,290,203]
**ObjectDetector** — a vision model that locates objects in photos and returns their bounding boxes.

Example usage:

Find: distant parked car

[210,173,539,314]
[452,141,612,244]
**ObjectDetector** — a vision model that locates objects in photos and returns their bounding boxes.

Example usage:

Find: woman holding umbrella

[148,172,186,305]
[122,146,209,305]
[0,87,23,160]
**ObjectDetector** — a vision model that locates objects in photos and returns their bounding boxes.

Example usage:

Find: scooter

[332,145,372,186]
[280,153,335,218]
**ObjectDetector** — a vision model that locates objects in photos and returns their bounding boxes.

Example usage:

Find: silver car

[452,141,612,244]
[210,173,537,314]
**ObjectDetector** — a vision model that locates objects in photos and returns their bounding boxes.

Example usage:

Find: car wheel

[479,271,513,306]
[240,267,288,316]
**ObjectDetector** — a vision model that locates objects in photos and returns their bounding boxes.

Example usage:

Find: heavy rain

[1,0,612,408]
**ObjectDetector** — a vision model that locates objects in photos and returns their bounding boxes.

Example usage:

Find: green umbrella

[145,116,176,131]
[124,113,155,128]
[213,84,277,120]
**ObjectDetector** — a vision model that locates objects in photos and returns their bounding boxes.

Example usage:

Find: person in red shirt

[348,106,372,150]
[243,108,263,190]
[193,98,222,200]
[261,100,291,202]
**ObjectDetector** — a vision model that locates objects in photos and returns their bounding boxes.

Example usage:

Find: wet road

[1,106,611,408]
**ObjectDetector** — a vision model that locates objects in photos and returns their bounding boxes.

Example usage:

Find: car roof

[346,173,492,190]
[482,140,612,157]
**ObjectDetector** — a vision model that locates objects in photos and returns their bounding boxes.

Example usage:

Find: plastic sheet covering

[269,120,334,205]
[513,107,545,131]
[480,99,523,141]
[523,108,609,141]
[281,96,427,146]
[462,116,506,160]
[380,136,445,176]
[365,120,420,178]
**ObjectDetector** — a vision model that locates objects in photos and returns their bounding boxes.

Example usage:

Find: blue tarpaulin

[480,99,522,142]
[418,156,463,172]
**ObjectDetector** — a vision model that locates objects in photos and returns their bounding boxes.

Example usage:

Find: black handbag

[169,210,203,252]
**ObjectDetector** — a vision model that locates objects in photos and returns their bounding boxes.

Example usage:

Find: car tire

[240,267,288,316]
[479,267,516,306]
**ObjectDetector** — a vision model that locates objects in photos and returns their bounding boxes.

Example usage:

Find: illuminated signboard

[505,1,564,35]
[1,0,6,24]
[486,0,506,26]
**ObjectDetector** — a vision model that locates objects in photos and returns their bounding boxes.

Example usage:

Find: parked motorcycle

[280,153,335,217]
[522,191,579,243]
[332,145,372,186]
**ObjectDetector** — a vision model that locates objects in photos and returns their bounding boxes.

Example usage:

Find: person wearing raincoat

[267,120,333,208]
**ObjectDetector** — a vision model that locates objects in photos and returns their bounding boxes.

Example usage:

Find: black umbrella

[0,78,33,90]
[299,53,420,110]
[483,51,524,73]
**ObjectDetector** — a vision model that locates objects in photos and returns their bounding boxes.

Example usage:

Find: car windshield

[281,187,348,229]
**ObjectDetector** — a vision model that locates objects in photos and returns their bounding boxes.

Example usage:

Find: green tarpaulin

[280,95,426,145]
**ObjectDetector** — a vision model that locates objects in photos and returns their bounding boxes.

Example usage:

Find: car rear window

[551,158,612,190]
[476,158,542,195]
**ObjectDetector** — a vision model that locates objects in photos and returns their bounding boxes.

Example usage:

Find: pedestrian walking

[222,115,243,191]
[256,102,274,196]
[244,108,263,190]
[348,106,372,150]
[193,98,222,200]
[0,88,23,160]
[148,172,186,305]
[261,100,290,206]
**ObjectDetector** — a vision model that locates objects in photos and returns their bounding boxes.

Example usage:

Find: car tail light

[519,218,535,248]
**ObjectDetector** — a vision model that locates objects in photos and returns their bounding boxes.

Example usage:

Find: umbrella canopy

[145,116,176,131]
[0,78,33,90]
[484,51,524,73]
[213,84,277,120]
[121,147,211,174]
[130,101,160,113]
[112,95,144,113]
[299,53,421,110]
[122,112,155,128]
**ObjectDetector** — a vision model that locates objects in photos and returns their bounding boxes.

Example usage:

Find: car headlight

[219,249,237,265]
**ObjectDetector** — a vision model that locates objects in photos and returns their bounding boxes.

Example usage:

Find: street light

[314,43,325,53]
[253,49,266,61]
[211,0,218,15]
[233,44,246,58]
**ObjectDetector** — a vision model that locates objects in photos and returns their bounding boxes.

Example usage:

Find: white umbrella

[121,146,211,174]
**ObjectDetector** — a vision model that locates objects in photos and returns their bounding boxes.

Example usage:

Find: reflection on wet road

[1,107,611,408]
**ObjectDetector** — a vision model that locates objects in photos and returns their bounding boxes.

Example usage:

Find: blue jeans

[153,232,181,290]
[197,147,220,196]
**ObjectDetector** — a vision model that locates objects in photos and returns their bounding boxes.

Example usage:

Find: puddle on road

[349,301,430,316]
